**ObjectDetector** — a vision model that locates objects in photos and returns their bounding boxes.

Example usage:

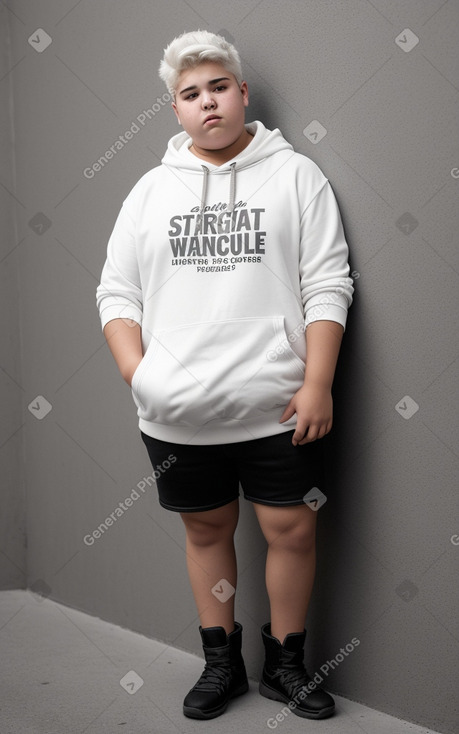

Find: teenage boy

[96,30,354,721]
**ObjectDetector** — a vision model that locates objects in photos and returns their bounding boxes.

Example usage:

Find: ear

[240,80,249,108]
[171,101,181,125]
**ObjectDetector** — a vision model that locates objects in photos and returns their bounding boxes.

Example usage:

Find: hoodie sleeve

[299,179,354,331]
[95,196,143,331]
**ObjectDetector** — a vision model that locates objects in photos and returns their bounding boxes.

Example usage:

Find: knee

[182,513,237,548]
[269,519,316,553]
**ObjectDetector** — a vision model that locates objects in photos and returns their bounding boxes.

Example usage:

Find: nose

[201,91,216,110]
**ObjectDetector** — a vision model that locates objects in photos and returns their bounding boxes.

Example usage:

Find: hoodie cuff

[304,294,349,331]
[99,302,143,331]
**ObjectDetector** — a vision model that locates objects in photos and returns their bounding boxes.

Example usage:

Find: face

[172,61,249,152]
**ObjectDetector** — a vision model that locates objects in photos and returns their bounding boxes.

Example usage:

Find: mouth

[204,115,222,125]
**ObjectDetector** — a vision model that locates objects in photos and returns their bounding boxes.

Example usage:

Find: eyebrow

[178,77,231,97]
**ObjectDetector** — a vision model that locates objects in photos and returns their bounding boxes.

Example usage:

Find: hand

[279,382,333,446]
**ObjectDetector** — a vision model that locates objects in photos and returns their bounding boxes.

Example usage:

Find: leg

[180,498,239,635]
[253,502,317,643]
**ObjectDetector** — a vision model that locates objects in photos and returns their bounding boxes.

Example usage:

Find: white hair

[159,30,243,98]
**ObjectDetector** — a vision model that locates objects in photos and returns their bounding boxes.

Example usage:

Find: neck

[189,129,253,166]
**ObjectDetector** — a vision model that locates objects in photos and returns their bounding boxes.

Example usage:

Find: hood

[161,120,293,219]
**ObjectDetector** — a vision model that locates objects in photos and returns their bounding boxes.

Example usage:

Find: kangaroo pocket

[131,316,305,427]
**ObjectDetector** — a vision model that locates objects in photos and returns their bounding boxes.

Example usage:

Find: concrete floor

[0,590,443,734]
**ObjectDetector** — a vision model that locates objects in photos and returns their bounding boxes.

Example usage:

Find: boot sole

[259,680,335,720]
[183,681,249,720]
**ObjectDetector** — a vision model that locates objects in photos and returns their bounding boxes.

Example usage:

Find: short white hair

[159,30,243,99]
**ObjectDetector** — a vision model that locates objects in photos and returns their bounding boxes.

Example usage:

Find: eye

[214,85,227,92]
[185,92,198,100]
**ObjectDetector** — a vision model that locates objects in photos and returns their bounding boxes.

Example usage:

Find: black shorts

[139,429,327,513]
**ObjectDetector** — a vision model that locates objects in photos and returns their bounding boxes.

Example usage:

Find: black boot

[183,622,249,719]
[259,623,335,719]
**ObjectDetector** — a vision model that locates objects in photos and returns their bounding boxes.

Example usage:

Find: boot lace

[194,660,232,694]
[272,665,314,697]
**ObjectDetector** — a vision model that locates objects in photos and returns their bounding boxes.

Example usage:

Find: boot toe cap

[297,687,335,718]
[183,687,220,710]
[183,688,226,719]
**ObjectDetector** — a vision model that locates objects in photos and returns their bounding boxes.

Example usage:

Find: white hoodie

[96,120,354,445]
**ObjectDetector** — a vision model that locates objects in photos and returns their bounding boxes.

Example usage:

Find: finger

[302,420,331,443]
[279,401,295,423]
[298,434,315,445]
[298,424,320,444]
[292,425,307,445]
[292,420,309,446]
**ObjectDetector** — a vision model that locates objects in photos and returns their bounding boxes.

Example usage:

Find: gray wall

[1,3,26,590]
[1,1,458,732]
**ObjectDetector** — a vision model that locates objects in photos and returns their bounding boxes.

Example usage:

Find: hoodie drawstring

[227,162,236,214]
[199,165,210,218]
[196,162,237,233]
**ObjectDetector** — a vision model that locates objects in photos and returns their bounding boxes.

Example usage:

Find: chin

[199,136,232,151]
